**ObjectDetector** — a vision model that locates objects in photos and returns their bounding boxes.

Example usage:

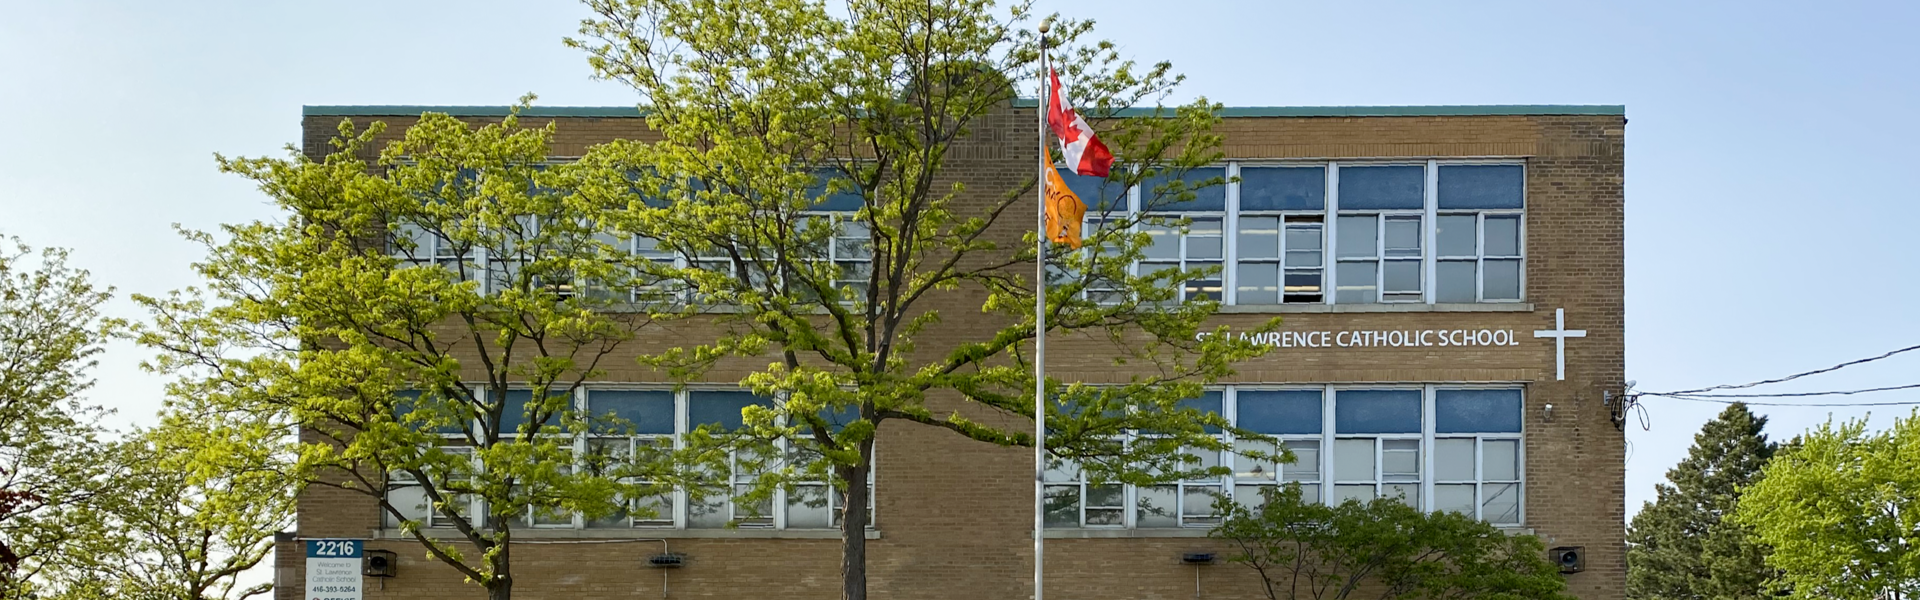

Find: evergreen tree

[1627,402,1778,600]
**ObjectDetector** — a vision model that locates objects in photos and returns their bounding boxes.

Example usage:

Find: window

[1086,160,1524,306]
[383,387,867,531]
[1140,168,1228,303]
[1042,385,1524,530]
[1435,165,1525,302]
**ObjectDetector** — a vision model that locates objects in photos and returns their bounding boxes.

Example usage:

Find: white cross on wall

[1533,308,1587,381]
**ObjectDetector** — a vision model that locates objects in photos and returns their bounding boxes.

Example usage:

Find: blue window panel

[588,390,675,435]
[1337,166,1425,210]
[689,390,774,431]
[807,404,864,433]
[1437,165,1524,209]
[393,389,469,434]
[496,390,564,434]
[1435,389,1523,433]
[1239,166,1326,211]
[1142,167,1227,212]
[808,170,865,211]
[1236,390,1324,435]
[1334,389,1422,434]
[1060,168,1128,212]
[1177,391,1226,434]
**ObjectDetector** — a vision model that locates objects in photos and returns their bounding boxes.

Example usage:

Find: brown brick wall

[281,107,1625,600]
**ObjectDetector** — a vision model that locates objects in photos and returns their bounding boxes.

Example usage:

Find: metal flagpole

[1033,18,1051,600]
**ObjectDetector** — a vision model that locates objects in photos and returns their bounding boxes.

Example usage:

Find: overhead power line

[1648,343,1920,397]
[1635,343,1920,408]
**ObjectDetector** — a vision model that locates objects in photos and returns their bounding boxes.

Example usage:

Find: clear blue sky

[4,0,1918,515]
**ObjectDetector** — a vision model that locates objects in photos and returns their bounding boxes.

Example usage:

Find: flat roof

[303,103,1625,118]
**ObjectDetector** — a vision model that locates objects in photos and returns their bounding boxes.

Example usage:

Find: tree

[1212,486,1573,600]
[567,0,1274,598]
[44,410,293,600]
[1733,412,1920,600]
[129,106,671,600]
[1626,402,1778,600]
[0,237,117,599]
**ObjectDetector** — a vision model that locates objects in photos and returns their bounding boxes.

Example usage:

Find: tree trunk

[839,460,872,600]
[487,548,512,600]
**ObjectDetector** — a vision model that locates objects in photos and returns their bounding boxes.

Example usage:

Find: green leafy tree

[1212,486,1574,600]
[128,106,672,600]
[45,411,293,600]
[1627,402,1778,600]
[1734,412,1920,600]
[0,237,117,599]
[567,0,1275,598]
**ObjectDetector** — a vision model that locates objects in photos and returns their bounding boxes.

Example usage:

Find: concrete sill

[1042,528,1212,539]
[376,527,879,540]
[1216,302,1533,314]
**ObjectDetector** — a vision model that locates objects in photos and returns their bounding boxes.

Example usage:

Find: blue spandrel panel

[1177,391,1226,434]
[1239,166,1326,211]
[1337,166,1425,210]
[808,169,866,211]
[1437,165,1524,209]
[1236,390,1324,435]
[809,404,864,433]
[1334,389,1422,434]
[496,389,564,434]
[1141,167,1226,212]
[1435,389,1523,433]
[689,390,774,431]
[1060,168,1127,212]
[588,390,675,435]
[393,389,469,434]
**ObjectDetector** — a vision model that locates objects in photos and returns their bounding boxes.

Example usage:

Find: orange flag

[1043,147,1087,248]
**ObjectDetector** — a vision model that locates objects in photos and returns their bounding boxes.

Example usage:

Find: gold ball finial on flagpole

[1038,17,1051,33]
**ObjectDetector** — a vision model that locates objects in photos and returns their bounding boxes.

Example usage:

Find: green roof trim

[303,103,1623,119]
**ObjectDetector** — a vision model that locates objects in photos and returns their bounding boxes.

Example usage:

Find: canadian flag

[1046,69,1114,178]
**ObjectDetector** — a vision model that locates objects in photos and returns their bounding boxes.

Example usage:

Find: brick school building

[279,102,1626,600]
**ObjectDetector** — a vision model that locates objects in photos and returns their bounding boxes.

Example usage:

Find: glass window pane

[1284,440,1321,482]
[1235,485,1272,512]
[1437,215,1477,257]
[1482,483,1521,524]
[588,390,675,435]
[1184,446,1223,481]
[1142,223,1180,260]
[1333,439,1375,482]
[1144,167,1227,212]
[1136,485,1178,527]
[1435,484,1476,515]
[1334,390,1422,434]
[384,486,432,528]
[1234,439,1277,481]
[689,391,773,431]
[1188,218,1223,259]
[1184,274,1222,302]
[1436,260,1477,303]
[1337,165,1425,210]
[1383,261,1422,295]
[787,485,832,529]
[1485,216,1520,257]
[1285,224,1323,261]
[1237,216,1280,260]
[1044,457,1080,483]
[1437,165,1524,210]
[1483,259,1521,300]
[1334,262,1377,304]
[1178,391,1226,434]
[1483,440,1520,481]
[1435,439,1477,481]
[1285,249,1323,268]
[1297,484,1322,504]
[1284,271,1323,298]
[1239,166,1326,211]
[1332,484,1376,503]
[1335,216,1377,258]
[630,493,672,527]
[1044,485,1082,528]
[1088,484,1125,508]
[1384,483,1419,507]
[1436,389,1523,433]
[1183,486,1223,522]
[1237,390,1323,435]
[688,492,727,528]
[1236,263,1280,305]
[1381,440,1420,478]
[1383,217,1421,258]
